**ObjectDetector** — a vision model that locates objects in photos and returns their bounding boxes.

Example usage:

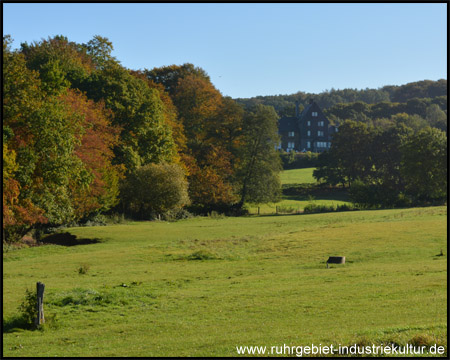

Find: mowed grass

[279,167,317,185]
[3,206,447,357]
[247,168,351,214]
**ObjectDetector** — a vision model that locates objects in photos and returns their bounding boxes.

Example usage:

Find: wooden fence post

[258,207,260,215]
[36,282,45,326]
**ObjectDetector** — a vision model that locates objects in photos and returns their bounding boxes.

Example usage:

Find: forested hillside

[235,79,447,132]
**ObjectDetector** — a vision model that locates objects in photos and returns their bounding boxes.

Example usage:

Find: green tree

[426,104,447,133]
[313,150,347,186]
[20,35,93,92]
[371,124,412,192]
[401,127,447,202]
[82,35,117,70]
[80,63,177,171]
[327,120,375,185]
[235,104,282,207]
[390,113,428,132]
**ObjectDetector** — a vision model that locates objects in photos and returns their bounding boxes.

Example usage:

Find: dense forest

[3,34,281,242]
[235,79,447,124]
[3,34,447,243]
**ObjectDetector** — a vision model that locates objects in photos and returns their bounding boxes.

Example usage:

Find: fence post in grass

[258,207,260,215]
[36,282,45,326]
[276,206,278,214]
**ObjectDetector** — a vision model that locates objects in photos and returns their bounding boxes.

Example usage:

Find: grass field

[279,168,317,185]
[3,206,447,357]
[247,168,351,215]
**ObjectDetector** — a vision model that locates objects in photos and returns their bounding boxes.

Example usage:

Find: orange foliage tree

[61,89,123,219]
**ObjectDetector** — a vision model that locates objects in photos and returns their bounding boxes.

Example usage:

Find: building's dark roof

[298,103,313,121]
[278,117,298,132]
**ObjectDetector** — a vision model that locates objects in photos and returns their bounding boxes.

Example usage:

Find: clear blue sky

[3,3,447,98]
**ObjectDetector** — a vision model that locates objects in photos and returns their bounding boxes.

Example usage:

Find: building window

[312,112,318,117]
[318,121,324,127]
[318,130,324,137]
[307,130,311,137]
[307,121,311,126]
[288,131,295,137]
[287,142,295,149]
[328,142,331,148]
[306,141,311,148]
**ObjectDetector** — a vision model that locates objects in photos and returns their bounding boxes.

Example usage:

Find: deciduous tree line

[235,79,447,120]
[3,35,281,241]
[313,120,447,208]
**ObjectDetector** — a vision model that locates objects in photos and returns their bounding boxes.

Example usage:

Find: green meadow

[247,168,351,215]
[3,205,447,357]
[279,167,317,184]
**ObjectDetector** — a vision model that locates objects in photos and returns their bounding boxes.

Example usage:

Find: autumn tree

[3,35,124,240]
[144,63,210,96]
[146,64,243,211]
[3,36,48,239]
[61,89,123,219]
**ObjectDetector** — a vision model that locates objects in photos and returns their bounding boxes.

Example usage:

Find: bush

[120,163,190,220]
[349,180,383,209]
[303,203,335,214]
[161,208,193,221]
[277,205,297,214]
[336,203,355,212]
[18,288,38,328]
[105,212,127,224]
[207,211,226,219]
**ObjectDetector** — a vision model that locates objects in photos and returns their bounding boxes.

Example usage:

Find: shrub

[303,203,335,214]
[348,180,383,209]
[336,203,354,212]
[105,212,127,224]
[120,163,190,220]
[18,288,38,328]
[207,211,226,219]
[161,208,193,221]
[277,205,297,214]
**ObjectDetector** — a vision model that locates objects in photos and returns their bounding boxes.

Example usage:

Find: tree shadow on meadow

[2,315,31,333]
[40,232,101,247]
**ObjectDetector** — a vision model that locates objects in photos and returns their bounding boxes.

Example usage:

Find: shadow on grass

[40,232,101,247]
[3,315,32,333]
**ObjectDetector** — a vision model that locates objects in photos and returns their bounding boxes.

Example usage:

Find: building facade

[278,99,338,152]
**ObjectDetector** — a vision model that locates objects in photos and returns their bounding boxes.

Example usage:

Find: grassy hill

[3,206,447,357]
